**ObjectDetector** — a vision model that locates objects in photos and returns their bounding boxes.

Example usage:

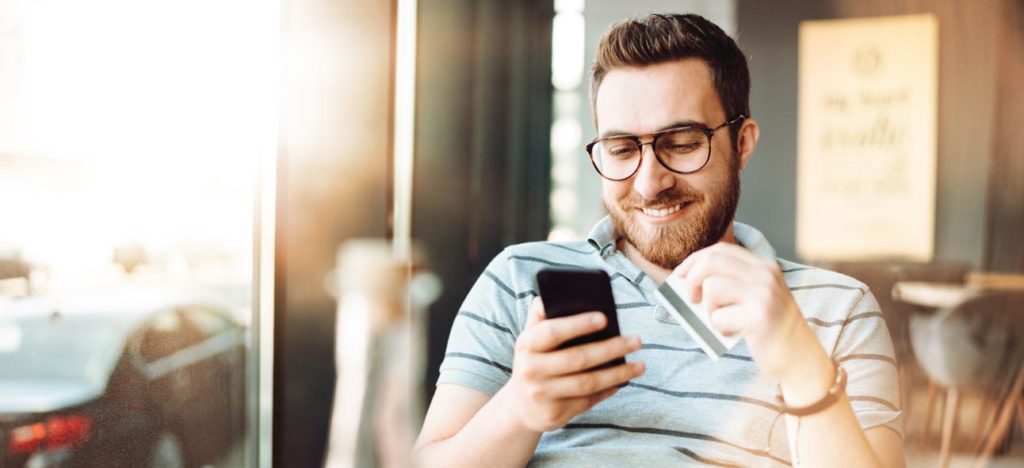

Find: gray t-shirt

[437,218,902,466]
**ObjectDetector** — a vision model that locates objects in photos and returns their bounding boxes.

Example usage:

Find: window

[0,1,275,466]
[139,309,186,363]
[181,305,233,338]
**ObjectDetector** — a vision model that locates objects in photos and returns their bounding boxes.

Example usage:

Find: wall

[737,0,1024,270]
[733,0,829,261]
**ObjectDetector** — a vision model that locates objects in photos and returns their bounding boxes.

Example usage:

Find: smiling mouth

[640,202,687,217]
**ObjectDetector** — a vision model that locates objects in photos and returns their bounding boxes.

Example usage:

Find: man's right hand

[507,297,645,433]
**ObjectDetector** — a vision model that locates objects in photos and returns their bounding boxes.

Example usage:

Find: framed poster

[797,14,938,261]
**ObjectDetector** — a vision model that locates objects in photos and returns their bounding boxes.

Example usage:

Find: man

[415,13,904,467]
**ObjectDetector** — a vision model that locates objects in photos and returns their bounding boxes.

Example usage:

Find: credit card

[654,276,741,360]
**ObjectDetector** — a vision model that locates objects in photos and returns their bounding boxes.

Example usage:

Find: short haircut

[590,13,750,141]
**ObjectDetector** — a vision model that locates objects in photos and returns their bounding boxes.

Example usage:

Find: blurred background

[0,0,1021,467]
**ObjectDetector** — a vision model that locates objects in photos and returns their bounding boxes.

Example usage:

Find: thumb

[708,303,744,337]
[525,296,546,329]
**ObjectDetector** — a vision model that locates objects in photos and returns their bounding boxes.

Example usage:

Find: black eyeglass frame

[585,114,746,181]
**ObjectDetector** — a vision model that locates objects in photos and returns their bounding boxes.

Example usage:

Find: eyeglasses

[585,115,746,181]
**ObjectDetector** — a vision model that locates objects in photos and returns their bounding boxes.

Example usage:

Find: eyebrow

[598,119,709,139]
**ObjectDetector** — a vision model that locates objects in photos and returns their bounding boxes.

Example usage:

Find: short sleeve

[832,290,904,438]
[436,249,529,395]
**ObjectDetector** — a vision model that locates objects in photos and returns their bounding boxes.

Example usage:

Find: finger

[674,244,710,279]
[554,394,609,425]
[521,311,607,352]
[708,303,745,337]
[675,241,734,278]
[699,276,744,315]
[525,296,546,329]
[587,386,620,407]
[676,242,759,281]
[544,361,645,398]
[558,386,620,423]
[681,249,757,304]
[533,335,642,376]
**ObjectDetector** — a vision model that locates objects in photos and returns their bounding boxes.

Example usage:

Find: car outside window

[0,316,121,383]
[182,305,233,338]
[139,309,186,364]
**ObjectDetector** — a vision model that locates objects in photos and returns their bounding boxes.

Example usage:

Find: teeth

[642,204,683,217]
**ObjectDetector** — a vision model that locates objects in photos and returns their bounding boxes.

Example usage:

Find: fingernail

[591,313,605,325]
[632,361,645,373]
[628,336,642,348]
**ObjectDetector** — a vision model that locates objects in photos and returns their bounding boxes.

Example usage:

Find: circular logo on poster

[852,44,883,77]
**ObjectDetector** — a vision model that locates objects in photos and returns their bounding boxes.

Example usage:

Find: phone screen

[536,269,625,369]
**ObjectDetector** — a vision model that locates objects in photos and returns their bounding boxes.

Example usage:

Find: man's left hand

[673,242,829,391]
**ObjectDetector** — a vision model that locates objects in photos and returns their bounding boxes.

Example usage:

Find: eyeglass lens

[591,128,710,179]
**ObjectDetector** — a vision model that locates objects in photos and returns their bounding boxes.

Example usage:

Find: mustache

[623,188,702,210]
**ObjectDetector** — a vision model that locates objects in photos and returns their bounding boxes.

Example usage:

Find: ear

[736,117,760,171]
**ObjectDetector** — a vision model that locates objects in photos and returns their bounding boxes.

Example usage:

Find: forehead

[594,58,721,134]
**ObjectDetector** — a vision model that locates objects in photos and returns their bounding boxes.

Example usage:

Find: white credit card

[654,276,741,361]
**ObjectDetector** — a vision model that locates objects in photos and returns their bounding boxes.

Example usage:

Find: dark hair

[590,13,750,141]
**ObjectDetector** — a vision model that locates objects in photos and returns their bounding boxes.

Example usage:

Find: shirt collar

[732,221,778,263]
[586,216,778,263]
[586,216,618,257]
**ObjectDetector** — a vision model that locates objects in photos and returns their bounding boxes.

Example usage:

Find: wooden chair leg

[924,382,940,444]
[1016,396,1024,439]
[975,372,1024,468]
[899,366,911,441]
[972,391,995,454]
[974,394,1016,468]
[940,388,960,468]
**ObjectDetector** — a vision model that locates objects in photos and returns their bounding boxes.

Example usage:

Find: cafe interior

[0,0,1022,466]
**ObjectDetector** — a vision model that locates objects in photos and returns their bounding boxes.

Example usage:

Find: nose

[631,143,675,200]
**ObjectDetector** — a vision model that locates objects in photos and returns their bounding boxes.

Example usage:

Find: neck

[620,223,738,284]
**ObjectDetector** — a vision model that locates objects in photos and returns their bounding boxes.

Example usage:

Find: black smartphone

[535,268,625,370]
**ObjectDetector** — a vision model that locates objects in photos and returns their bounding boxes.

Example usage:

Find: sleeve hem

[856,410,904,440]
[436,367,508,395]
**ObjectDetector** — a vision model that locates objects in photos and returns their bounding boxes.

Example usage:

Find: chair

[907,289,1024,468]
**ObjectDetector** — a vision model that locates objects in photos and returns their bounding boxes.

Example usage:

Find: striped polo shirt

[437,217,902,466]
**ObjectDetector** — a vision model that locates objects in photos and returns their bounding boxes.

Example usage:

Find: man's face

[594,58,742,270]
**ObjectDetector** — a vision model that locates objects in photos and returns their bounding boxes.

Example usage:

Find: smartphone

[535,268,626,370]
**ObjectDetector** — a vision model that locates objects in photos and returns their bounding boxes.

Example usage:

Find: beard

[606,159,741,270]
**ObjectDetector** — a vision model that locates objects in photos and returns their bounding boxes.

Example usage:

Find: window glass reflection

[0,0,275,467]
